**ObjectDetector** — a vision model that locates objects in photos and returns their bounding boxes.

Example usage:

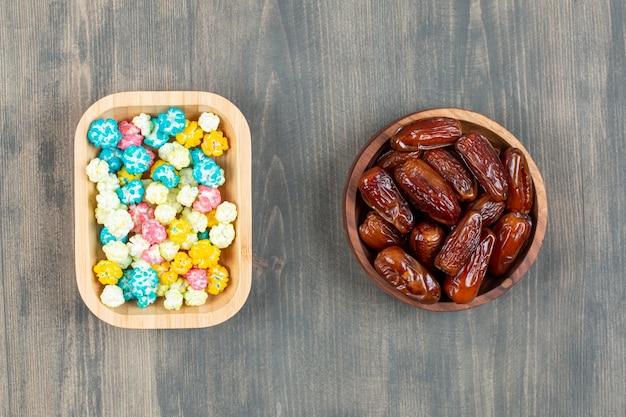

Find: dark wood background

[1,0,624,416]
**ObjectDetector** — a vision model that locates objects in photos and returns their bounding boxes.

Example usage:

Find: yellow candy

[168,218,191,244]
[206,264,229,295]
[160,270,179,285]
[93,260,123,285]
[170,252,193,275]
[117,166,141,186]
[201,130,229,157]
[189,239,221,269]
[152,261,170,278]
[205,209,219,228]
[175,120,204,148]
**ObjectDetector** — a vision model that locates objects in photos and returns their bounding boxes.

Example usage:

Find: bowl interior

[74,91,252,328]
[343,108,547,311]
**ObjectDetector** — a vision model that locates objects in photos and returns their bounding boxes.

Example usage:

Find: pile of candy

[86,107,237,310]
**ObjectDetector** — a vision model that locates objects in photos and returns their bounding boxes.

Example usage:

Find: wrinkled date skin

[502,147,534,214]
[359,211,406,251]
[423,148,478,202]
[488,212,533,277]
[456,131,509,202]
[358,166,415,234]
[408,221,446,271]
[390,117,462,151]
[394,158,461,226]
[374,246,441,303]
[376,150,423,172]
[467,194,506,227]
[434,210,483,276]
[444,228,496,304]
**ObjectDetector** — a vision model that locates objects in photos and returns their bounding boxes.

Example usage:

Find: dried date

[423,148,478,202]
[501,147,534,214]
[488,212,533,276]
[376,150,423,172]
[390,117,462,151]
[359,211,406,251]
[408,221,446,271]
[466,194,506,227]
[434,210,483,276]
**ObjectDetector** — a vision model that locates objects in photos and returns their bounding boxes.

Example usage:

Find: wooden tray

[74,91,252,328]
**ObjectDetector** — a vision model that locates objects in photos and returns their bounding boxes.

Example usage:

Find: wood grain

[1,0,625,416]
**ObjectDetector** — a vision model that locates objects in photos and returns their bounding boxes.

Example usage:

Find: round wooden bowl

[342,108,548,311]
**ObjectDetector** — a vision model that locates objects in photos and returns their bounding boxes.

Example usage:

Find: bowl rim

[74,90,252,328]
[342,107,548,311]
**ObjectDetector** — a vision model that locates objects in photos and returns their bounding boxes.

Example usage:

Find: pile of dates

[358,117,534,304]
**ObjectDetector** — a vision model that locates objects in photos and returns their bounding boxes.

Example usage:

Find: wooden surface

[1,0,624,416]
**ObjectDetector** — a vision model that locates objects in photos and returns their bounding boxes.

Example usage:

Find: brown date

[467,194,506,227]
[444,229,496,304]
[376,150,423,172]
[390,117,462,151]
[374,246,441,303]
[488,212,533,277]
[359,211,406,251]
[394,158,461,226]
[408,221,446,271]
[455,131,509,202]
[434,210,483,276]
[358,166,415,234]
[423,148,478,202]
[501,147,534,214]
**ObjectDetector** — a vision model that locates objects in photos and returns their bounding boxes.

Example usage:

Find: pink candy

[117,121,144,150]
[193,185,221,213]
[142,244,164,264]
[141,219,167,244]
[184,267,208,290]
[129,202,155,234]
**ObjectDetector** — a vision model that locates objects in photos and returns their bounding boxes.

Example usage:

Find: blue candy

[143,121,170,149]
[157,107,186,136]
[122,145,151,175]
[99,148,123,172]
[88,118,122,149]
[192,157,225,187]
[197,229,209,240]
[151,163,180,188]
[117,270,135,301]
[100,226,128,245]
[116,179,145,205]
[189,147,209,164]
[128,267,159,308]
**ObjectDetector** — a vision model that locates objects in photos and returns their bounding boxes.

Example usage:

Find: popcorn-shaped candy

[145,181,169,205]
[117,270,135,301]
[192,158,225,187]
[164,287,184,310]
[154,203,178,226]
[167,218,191,244]
[142,244,164,264]
[132,113,155,137]
[117,120,144,150]
[122,145,151,175]
[160,270,179,285]
[155,282,169,297]
[205,209,219,228]
[96,190,122,211]
[100,284,125,307]
[100,226,128,245]
[157,107,186,136]
[151,163,180,188]
[178,167,198,186]
[184,287,208,306]
[142,219,167,244]
[131,258,152,271]
[170,251,193,275]
[117,166,142,186]
[158,142,191,170]
[94,207,111,225]
[152,261,170,278]
[149,159,167,176]
[93,260,123,285]
[201,130,229,157]
[127,266,159,308]
[175,120,204,148]
[158,239,180,261]
[166,188,184,213]
[103,208,134,239]
[88,118,122,148]
[87,158,110,183]
[209,223,235,249]
[189,148,209,165]
[198,112,220,133]
[215,201,237,224]
[143,121,170,149]
[182,207,208,233]
[184,267,208,290]
[97,173,120,193]
[206,264,229,295]
[180,231,199,250]
[99,148,123,172]
[116,179,145,205]
[189,239,221,268]
[102,240,132,269]
[193,185,221,213]
[128,202,154,234]
[127,234,150,259]
[176,184,199,207]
